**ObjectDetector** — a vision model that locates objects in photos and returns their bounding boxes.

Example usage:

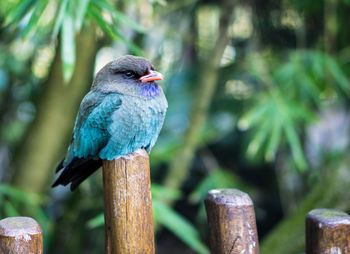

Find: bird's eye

[124,71,135,78]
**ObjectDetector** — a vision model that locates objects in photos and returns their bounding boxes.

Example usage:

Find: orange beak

[139,70,164,82]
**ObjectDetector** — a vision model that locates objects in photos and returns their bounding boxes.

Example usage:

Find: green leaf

[325,54,350,95]
[88,5,119,40]
[311,51,325,80]
[189,169,251,203]
[0,183,43,205]
[4,200,19,217]
[265,118,282,161]
[61,7,76,83]
[153,200,209,254]
[151,184,182,201]
[87,213,104,228]
[113,28,144,56]
[75,0,90,32]
[284,122,307,171]
[238,99,269,130]
[88,5,144,55]
[274,62,297,84]
[287,100,318,123]
[52,0,69,38]
[300,73,321,103]
[92,0,146,33]
[5,0,35,25]
[247,118,272,157]
[22,0,48,39]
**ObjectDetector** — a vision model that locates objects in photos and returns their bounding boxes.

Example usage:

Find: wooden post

[205,189,259,254]
[102,149,155,254]
[0,217,43,254]
[306,208,350,254]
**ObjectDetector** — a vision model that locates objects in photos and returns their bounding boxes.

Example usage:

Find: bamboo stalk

[162,0,235,203]
[306,208,350,254]
[102,149,155,254]
[205,189,260,254]
[0,217,43,254]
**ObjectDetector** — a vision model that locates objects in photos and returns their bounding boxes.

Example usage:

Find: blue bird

[52,55,167,191]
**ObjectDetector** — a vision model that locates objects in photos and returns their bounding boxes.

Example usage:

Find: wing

[64,92,122,165]
[54,91,121,190]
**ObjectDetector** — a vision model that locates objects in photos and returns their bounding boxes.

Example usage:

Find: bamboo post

[306,208,350,254]
[102,149,155,254]
[205,189,259,254]
[0,217,43,254]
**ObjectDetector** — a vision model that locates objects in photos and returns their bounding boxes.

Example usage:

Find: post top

[205,188,253,206]
[307,209,350,226]
[120,148,148,160]
[0,217,42,237]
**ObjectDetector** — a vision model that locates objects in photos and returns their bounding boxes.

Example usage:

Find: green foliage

[152,199,209,254]
[91,0,145,33]
[274,51,350,100]
[86,2,143,56]
[151,183,183,201]
[240,90,315,170]
[87,184,209,254]
[22,0,46,39]
[86,213,104,228]
[61,4,75,82]
[240,50,349,171]
[189,168,252,204]
[0,183,50,244]
[4,0,145,82]
[75,0,90,31]
[0,183,44,207]
[5,0,36,26]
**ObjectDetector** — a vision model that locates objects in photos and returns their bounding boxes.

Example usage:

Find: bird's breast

[99,92,167,159]
[109,93,166,135]
[118,94,166,123]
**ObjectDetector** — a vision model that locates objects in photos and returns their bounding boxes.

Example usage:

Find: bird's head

[92,55,163,98]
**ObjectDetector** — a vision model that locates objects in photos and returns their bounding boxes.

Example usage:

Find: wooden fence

[0,152,349,253]
[1,190,349,253]
[204,189,350,254]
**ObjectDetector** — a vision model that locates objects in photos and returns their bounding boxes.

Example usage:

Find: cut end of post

[306,208,350,254]
[206,188,253,207]
[0,217,42,238]
[119,148,148,160]
[0,217,43,253]
[307,209,350,226]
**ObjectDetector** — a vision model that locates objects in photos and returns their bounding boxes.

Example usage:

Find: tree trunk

[162,0,235,199]
[12,26,98,194]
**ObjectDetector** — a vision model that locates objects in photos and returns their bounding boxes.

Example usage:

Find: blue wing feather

[64,92,122,165]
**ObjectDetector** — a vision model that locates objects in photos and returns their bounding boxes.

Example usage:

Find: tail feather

[55,159,65,173]
[52,157,102,191]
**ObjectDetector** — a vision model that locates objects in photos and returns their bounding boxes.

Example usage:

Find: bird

[52,55,168,191]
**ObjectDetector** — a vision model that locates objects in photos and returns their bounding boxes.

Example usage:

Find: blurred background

[0,0,349,253]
